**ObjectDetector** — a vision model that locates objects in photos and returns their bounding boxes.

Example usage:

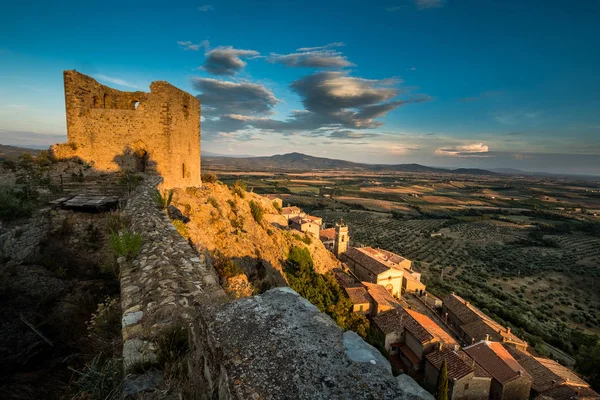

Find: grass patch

[71,355,122,400]
[153,189,174,209]
[109,231,142,259]
[173,219,189,238]
[232,180,246,198]
[212,251,244,279]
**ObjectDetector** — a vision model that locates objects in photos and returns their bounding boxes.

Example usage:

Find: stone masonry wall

[120,177,432,399]
[54,71,201,189]
[0,208,51,267]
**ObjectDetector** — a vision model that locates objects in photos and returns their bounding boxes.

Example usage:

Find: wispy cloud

[93,74,145,90]
[178,40,210,51]
[386,6,404,12]
[296,42,345,52]
[201,46,260,75]
[198,5,213,11]
[435,143,490,157]
[415,0,445,10]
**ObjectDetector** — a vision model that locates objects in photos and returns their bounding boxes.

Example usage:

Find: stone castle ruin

[51,70,201,188]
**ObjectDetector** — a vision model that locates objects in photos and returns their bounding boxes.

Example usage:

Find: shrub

[153,189,174,209]
[249,200,264,223]
[227,199,238,214]
[119,172,144,192]
[273,200,282,213]
[0,186,35,221]
[212,252,244,279]
[201,172,217,183]
[87,296,121,338]
[109,231,142,259]
[208,196,220,210]
[172,219,189,238]
[232,180,246,198]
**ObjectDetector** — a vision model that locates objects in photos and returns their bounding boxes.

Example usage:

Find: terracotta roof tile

[506,346,590,393]
[373,308,457,346]
[362,282,401,310]
[319,228,336,241]
[462,318,527,347]
[345,287,372,305]
[443,293,487,326]
[464,341,530,384]
[342,247,393,276]
[425,348,491,380]
[534,385,600,400]
[332,268,362,289]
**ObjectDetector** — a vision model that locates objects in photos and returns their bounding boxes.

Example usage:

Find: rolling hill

[203,152,496,175]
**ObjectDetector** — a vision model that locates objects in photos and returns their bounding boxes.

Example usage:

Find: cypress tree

[435,359,449,400]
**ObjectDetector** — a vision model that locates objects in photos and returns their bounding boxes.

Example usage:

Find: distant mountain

[203,152,496,175]
[0,144,42,160]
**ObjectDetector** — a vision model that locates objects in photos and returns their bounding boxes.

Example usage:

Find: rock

[210,288,412,399]
[342,330,391,373]
[123,369,164,395]
[396,374,435,400]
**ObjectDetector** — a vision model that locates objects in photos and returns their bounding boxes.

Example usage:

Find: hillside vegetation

[170,179,342,296]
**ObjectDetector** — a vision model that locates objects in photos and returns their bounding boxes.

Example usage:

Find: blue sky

[1,0,600,174]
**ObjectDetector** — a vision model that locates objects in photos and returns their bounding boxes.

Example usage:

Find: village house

[319,223,349,257]
[344,282,404,317]
[289,215,321,237]
[423,348,492,400]
[463,341,532,400]
[340,247,405,296]
[506,346,600,400]
[443,293,527,351]
[403,269,427,296]
[280,206,304,220]
[372,308,458,374]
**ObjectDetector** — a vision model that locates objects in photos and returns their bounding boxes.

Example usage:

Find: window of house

[464,383,469,390]
[359,305,363,311]
[182,163,186,178]
[104,94,110,108]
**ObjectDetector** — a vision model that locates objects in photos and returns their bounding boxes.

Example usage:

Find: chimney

[485,334,490,341]
[507,327,511,334]
[438,342,443,351]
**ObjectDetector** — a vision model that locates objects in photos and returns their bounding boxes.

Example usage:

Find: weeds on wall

[109,231,142,259]
[119,172,144,193]
[71,355,122,400]
[107,211,131,233]
[153,189,174,209]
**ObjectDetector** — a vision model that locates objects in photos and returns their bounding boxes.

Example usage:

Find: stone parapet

[0,208,51,267]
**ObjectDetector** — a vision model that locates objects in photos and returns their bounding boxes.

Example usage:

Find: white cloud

[201,46,260,75]
[198,5,213,11]
[296,42,345,52]
[177,40,209,51]
[435,143,490,157]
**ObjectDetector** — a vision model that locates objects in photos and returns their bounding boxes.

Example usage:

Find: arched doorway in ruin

[131,140,149,173]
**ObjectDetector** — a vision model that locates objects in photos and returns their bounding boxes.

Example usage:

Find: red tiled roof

[464,341,530,384]
[281,206,302,215]
[373,308,457,346]
[534,385,600,400]
[319,228,336,241]
[405,308,457,346]
[332,268,362,288]
[462,318,527,347]
[342,247,399,276]
[425,348,491,381]
[362,282,401,310]
[443,293,487,326]
[506,346,589,393]
[345,287,371,305]
[305,215,322,223]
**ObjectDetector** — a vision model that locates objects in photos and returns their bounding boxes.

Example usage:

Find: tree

[435,359,449,400]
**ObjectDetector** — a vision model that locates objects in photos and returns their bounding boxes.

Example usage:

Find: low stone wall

[0,208,51,267]
[119,177,228,396]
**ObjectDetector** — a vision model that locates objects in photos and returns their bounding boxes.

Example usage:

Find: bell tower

[333,223,349,257]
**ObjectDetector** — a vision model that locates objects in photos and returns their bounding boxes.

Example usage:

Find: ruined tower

[333,223,349,256]
[52,70,201,188]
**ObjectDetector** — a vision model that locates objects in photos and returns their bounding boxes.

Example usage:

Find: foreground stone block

[209,287,428,399]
